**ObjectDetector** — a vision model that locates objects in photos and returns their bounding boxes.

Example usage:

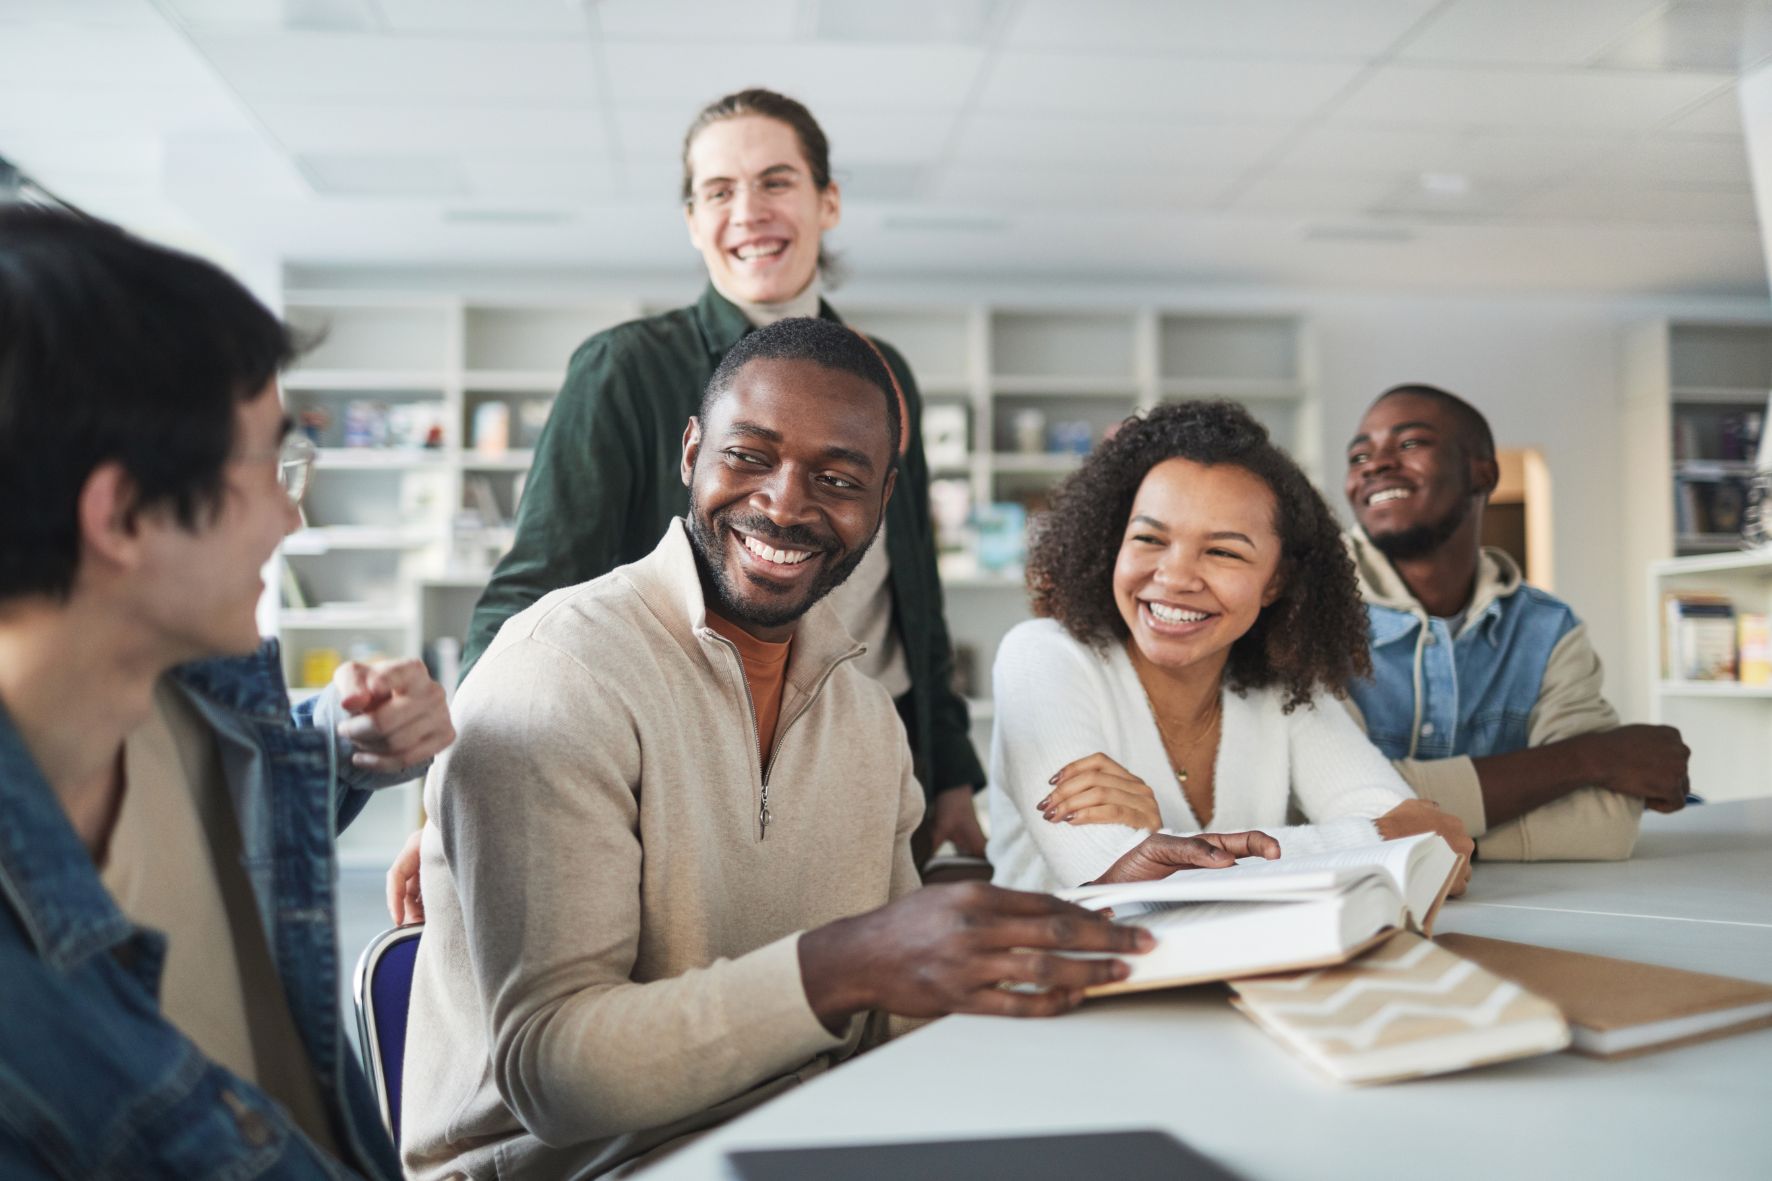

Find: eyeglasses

[234,434,317,508]
[686,173,805,209]
[277,434,317,507]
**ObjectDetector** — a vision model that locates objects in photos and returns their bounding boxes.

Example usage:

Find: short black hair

[1375,383,1495,460]
[0,208,296,602]
[1029,400,1371,711]
[701,316,902,460]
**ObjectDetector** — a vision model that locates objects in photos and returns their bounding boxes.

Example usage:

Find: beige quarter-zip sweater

[403,521,925,1180]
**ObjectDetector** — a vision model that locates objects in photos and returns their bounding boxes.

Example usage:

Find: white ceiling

[4,0,1772,295]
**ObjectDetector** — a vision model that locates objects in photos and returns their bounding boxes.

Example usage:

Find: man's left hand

[330,658,454,775]
[927,784,988,858]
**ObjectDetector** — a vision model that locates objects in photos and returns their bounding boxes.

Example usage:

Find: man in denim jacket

[1342,384,1690,861]
[0,209,452,1178]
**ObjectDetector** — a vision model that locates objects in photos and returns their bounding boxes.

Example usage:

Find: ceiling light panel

[457,152,618,201]
[192,32,599,103]
[1399,0,1664,67]
[1007,0,1439,59]
[602,43,983,110]
[981,53,1364,119]
[1332,64,1731,131]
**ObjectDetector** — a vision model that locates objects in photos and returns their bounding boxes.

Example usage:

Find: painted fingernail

[1037,796,1050,809]
[1063,813,1075,823]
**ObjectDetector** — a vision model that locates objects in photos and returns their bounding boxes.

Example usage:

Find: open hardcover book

[1060,833,1462,996]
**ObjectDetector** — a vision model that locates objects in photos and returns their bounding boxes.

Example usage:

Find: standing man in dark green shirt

[456,89,987,864]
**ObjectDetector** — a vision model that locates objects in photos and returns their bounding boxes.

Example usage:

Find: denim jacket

[1344,532,1579,762]
[0,639,402,1179]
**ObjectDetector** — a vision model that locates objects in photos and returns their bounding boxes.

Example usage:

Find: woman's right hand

[386,827,425,925]
[1375,799,1474,896]
[1038,752,1162,832]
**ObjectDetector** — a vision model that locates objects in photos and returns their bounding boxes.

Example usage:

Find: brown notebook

[1436,934,1772,1059]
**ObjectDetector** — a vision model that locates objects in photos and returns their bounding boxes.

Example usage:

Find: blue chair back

[352,924,423,1145]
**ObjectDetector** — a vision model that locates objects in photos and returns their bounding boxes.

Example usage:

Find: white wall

[1307,295,1631,706]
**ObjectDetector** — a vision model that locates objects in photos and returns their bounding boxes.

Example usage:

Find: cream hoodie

[402,521,924,1180]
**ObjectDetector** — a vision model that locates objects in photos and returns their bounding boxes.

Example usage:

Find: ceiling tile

[1331,63,1732,131]
[614,106,957,173]
[813,0,1007,45]
[1227,171,1403,216]
[1593,0,1772,71]
[933,164,1225,211]
[1275,127,1623,179]
[1007,0,1439,58]
[0,0,162,27]
[595,0,800,41]
[166,0,379,33]
[1581,135,1755,185]
[1399,0,1664,66]
[602,42,984,110]
[1513,182,1759,223]
[251,100,605,154]
[191,31,600,102]
[373,1,591,35]
[458,152,619,201]
[980,53,1364,119]
[950,114,1293,172]
[0,19,212,90]
[298,151,469,197]
[1665,84,1745,134]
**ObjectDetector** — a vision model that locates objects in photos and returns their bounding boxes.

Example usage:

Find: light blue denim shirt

[1344,533,1579,762]
[0,640,404,1179]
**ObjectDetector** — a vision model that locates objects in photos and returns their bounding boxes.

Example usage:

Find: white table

[641,801,1772,1180]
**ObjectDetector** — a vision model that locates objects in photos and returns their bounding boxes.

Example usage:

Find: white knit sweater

[986,619,1415,892]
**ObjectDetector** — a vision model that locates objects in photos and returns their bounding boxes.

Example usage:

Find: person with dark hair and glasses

[0,208,453,1179]
[1343,384,1691,861]
[410,87,986,904]
[986,400,1473,894]
[400,319,1272,1181]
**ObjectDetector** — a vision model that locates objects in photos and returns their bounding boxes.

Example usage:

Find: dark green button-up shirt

[462,284,985,799]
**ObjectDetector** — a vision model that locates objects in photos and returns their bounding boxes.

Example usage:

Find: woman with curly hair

[986,400,1473,891]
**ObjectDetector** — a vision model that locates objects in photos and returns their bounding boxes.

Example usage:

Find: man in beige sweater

[403,317,1274,1179]
[1343,383,1691,860]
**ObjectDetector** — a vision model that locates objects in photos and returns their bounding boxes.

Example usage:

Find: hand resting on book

[1091,830,1282,884]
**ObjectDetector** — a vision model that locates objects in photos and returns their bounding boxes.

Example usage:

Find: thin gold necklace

[1130,649,1223,788]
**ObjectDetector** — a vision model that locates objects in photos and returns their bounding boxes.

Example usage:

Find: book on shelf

[1662,592,1737,681]
[1437,935,1772,1059]
[1060,833,1462,996]
[1228,931,1570,1085]
[1740,613,1770,686]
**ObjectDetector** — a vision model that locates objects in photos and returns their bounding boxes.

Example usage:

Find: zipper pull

[759,787,772,840]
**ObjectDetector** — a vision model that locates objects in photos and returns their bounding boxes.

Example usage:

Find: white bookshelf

[1647,548,1772,802]
[275,290,1317,852]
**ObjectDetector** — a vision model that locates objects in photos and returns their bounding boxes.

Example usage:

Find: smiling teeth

[735,243,786,260]
[744,535,812,565]
[1369,488,1411,505]
[1149,603,1208,624]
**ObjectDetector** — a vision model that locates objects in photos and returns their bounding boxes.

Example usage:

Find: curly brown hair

[1027,400,1371,711]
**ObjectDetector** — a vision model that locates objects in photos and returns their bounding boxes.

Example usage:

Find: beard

[686,500,878,631]
[1368,493,1473,561]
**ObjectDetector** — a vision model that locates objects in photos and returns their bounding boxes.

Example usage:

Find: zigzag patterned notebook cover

[1228,931,1570,1084]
